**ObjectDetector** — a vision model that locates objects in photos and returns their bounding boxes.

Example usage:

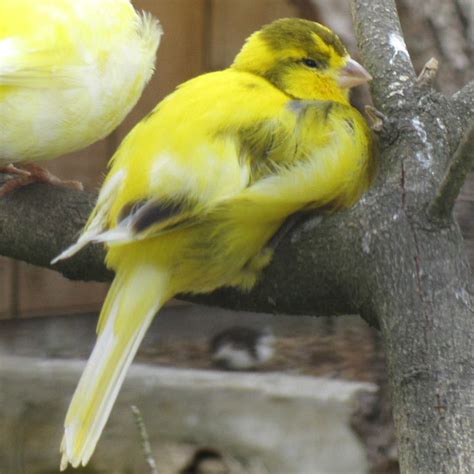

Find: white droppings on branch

[436,118,447,133]
[387,88,404,99]
[361,213,401,255]
[362,232,371,254]
[454,288,472,309]
[388,32,411,65]
[415,152,432,170]
[412,117,434,170]
[291,215,323,243]
[412,118,428,143]
[386,74,411,102]
[388,77,410,89]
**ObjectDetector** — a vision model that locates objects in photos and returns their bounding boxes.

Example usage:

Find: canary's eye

[302,58,324,69]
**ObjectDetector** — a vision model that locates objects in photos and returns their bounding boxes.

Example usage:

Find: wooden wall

[0,0,300,319]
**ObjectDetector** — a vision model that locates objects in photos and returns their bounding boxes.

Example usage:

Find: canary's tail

[60,264,168,471]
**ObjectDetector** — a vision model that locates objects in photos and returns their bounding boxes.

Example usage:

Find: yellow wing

[54,69,372,261]
[53,70,286,256]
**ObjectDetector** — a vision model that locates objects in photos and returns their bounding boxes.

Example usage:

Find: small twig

[428,123,474,220]
[416,57,439,87]
[131,405,159,474]
[365,105,386,132]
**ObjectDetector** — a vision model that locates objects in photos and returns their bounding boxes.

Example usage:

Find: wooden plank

[208,0,298,71]
[0,257,14,319]
[17,262,109,318]
[116,0,207,142]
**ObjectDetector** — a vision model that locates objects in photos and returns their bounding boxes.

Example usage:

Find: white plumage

[0,0,161,164]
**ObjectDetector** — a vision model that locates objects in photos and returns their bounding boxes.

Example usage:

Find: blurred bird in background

[0,0,161,195]
[210,326,275,371]
[180,448,227,474]
[54,17,374,469]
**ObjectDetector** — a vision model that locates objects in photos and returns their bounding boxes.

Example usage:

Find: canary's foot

[0,163,83,197]
[22,163,84,190]
[0,164,33,197]
[0,163,31,176]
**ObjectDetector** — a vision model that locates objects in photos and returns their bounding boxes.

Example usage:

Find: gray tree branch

[0,181,111,282]
[428,123,474,220]
[351,0,416,114]
[0,178,359,317]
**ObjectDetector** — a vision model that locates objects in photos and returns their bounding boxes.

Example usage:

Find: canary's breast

[0,0,160,162]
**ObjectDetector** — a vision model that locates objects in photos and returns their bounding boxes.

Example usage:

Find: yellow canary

[0,0,161,193]
[54,18,373,469]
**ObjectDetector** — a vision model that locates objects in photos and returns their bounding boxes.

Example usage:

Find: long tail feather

[60,264,168,470]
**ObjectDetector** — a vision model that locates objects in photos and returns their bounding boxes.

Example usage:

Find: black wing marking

[117,197,199,236]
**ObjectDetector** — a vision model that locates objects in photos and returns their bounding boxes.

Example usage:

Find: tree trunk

[351,0,473,471]
[344,191,473,472]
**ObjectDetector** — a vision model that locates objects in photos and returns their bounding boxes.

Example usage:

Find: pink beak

[338,58,372,88]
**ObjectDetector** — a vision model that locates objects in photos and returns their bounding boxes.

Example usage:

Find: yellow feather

[55,18,374,469]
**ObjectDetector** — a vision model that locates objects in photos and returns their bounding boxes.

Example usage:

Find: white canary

[0,0,161,193]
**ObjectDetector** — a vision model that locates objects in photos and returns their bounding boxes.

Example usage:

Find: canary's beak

[338,58,372,88]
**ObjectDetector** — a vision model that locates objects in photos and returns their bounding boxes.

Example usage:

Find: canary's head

[232,18,371,103]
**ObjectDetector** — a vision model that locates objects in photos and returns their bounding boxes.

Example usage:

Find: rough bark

[0,0,473,472]
[351,1,473,473]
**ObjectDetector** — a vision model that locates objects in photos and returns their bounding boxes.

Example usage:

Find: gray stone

[0,356,375,473]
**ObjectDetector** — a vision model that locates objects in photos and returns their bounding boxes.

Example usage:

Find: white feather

[52,170,126,263]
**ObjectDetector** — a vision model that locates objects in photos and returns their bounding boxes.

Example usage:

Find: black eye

[302,58,320,69]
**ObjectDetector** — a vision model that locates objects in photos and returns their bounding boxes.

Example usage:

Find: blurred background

[0,1,472,473]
